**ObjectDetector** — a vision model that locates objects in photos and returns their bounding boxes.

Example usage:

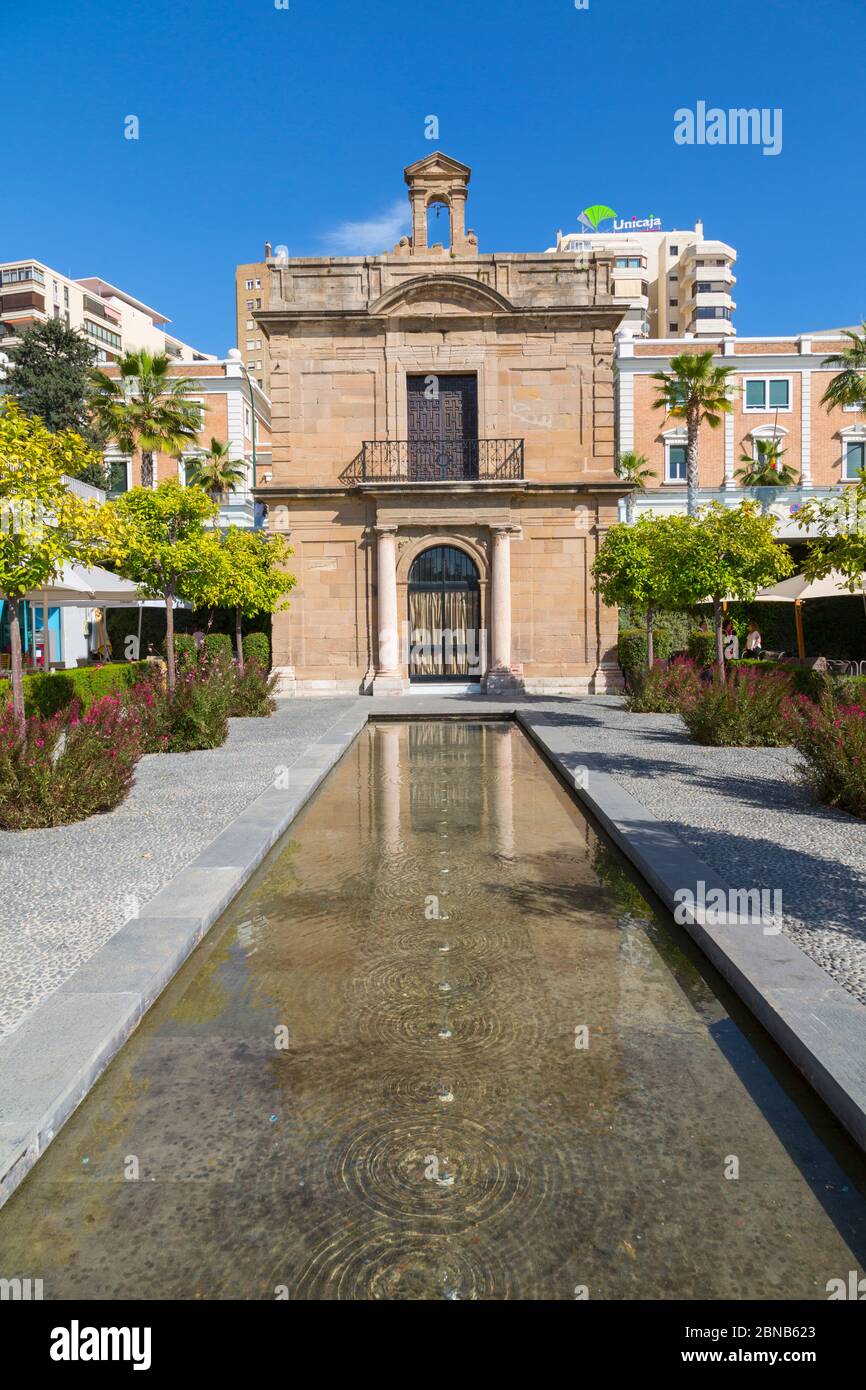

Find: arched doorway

[408,545,482,682]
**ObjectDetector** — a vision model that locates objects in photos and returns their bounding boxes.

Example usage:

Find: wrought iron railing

[357,438,524,483]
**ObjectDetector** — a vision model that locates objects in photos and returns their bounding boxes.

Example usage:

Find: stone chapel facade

[255,153,627,695]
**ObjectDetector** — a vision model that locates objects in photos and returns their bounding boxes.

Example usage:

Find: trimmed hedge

[22,662,150,718]
[163,633,197,666]
[204,632,232,663]
[242,630,271,668]
[618,627,674,671]
[686,630,717,667]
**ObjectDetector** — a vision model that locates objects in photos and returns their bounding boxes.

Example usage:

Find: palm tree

[615,451,656,524]
[89,349,201,489]
[820,323,866,412]
[736,438,799,513]
[651,352,735,516]
[185,438,247,501]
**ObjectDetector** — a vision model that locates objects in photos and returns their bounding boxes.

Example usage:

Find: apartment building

[548,218,736,340]
[235,250,274,393]
[616,331,864,536]
[0,259,212,365]
[101,352,272,529]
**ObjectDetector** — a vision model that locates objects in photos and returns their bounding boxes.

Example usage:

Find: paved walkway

[1,694,865,1039]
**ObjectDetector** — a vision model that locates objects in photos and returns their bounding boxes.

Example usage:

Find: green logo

[578,204,617,232]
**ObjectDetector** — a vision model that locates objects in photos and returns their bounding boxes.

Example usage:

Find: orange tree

[0,402,114,734]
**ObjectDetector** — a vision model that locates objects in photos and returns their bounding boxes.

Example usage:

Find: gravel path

[548,696,866,1007]
[0,700,358,1036]
[2,692,864,1038]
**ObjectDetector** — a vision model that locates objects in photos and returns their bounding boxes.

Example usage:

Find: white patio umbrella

[22,566,96,669]
[753,570,866,657]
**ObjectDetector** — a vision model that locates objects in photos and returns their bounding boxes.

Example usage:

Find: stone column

[372,525,405,695]
[590,512,624,693]
[485,525,522,693]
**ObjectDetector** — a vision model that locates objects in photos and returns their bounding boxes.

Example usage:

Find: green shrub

[23,662,149,718]
[626,657,702,713]
[128,659,230,753]
[785,692,866,819]
[0,696,144,830]
[164,633,197,667]
[686,630,717,667]
[618,627,673,672]
[681,668,795,746]
[228,661,278,718]
[242,631,271,669]
[204,632,233,664]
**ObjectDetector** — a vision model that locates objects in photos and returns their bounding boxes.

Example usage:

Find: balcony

[352,438,524,483]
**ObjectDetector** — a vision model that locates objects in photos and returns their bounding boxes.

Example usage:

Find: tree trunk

[625,493,635,525]
[687,408,699,517]
[141,451,154,489]
[165,591,176,695]
[235,607,244,674]
[713,597,726,683]
[7,596,26,738]
[646,605,655,671]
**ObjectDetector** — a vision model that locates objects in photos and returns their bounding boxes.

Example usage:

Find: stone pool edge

[516,709,866,1154]
[0,707,369,1210]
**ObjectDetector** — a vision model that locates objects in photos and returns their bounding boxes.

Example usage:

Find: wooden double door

[407,374,478,480]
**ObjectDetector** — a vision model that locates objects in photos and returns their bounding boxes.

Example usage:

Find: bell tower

[400,152,477,256]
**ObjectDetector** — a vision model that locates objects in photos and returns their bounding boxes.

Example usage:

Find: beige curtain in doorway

[409,590,439,676]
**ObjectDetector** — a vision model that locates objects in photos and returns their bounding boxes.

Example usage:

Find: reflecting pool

[1,721,865,1299]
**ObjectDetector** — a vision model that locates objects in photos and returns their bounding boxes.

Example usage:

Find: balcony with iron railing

[346,438,525,484]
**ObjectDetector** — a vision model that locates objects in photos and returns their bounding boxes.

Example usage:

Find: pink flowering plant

[784,692,866,819]
[0,695,144,830]
[626,656,703,714]
[679,666,796,747]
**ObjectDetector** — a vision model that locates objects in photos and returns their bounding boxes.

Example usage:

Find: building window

[615,256,644,268]
[669,245,679,255]
[695,306,732,320]
[669,298,677,307]
[245,279,254,290]
[255,298,262,308]
[63,286,69,305]
[106,458,130,496]
[744,378,791,411]
[244,403,252,437]
[844,439,865,480]
[666,442,688,481]
[255,279,261,289]
[668,323,677,334]
[246,299,254,310]
[842,400,865,413]
[246,340,255,350]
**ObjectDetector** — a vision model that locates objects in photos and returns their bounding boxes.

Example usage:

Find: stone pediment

[404,152,472,184]
[369,274,513,317]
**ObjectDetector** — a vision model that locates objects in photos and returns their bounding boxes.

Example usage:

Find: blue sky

[5,0,864,354]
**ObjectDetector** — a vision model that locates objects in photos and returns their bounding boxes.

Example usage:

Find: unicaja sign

[578,205,662,233]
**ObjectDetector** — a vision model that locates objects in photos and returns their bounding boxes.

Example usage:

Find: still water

[1,721,865,1299]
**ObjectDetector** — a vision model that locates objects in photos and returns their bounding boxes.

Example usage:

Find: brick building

[616,331,865,536]
[254,152,628,696]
